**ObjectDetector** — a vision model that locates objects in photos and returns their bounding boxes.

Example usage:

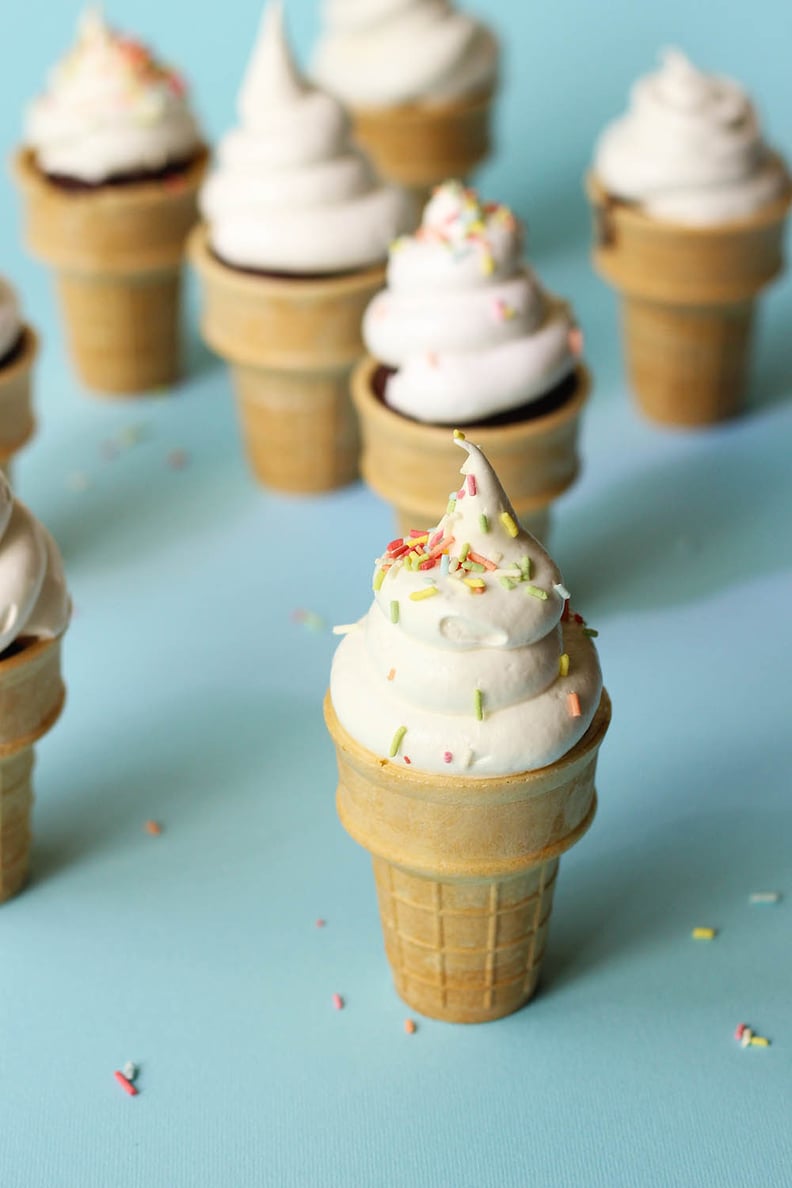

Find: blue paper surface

[0,2,791,1186]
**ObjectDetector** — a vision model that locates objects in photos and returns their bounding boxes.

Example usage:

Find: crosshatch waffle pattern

[0,749,34,902]
[373,856,560,1023]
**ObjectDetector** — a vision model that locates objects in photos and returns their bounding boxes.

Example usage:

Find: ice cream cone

[0,326,38,479]
[350,89,494,210]
[352,355,589,541]
[13,148,207,395]
[0,635,66,903]
[587,172,792,426]
[190,225,385,493]
[325,688,611,1023]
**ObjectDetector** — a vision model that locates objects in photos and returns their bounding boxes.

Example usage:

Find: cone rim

[13,145,210,210]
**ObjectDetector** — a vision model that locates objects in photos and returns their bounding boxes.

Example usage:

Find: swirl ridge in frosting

[0,474,70,655]
[25,8,202,184]
[330,435,602,775]
[200,2,415,274]
[312,0,498,108]
[594,49,789,226]
[363,182,579,423]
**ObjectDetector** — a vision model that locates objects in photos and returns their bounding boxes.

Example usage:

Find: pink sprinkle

[404,1019,417,1035]
[467,475,477,496]
[145,820,162,836]
[457,487,466,500]
[315,918,326,929]
[443,751,453,764]
[114,1070,138,1097]
[332,993,344,1011]
[403,756,412,765]
[167,449,190,470]
[568,326,584,356]
[408,529,427,538]
[735,1023,748,1040]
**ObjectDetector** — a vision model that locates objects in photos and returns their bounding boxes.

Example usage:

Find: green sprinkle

[389,726,407,757]
[409,587,439,601]
[473,689,484,721]
[499,576,516,590]
[524,585,548,600]
[583,627,599,638]
[373,568,386,591]
[446,498,456,516]
[519,556,532,579]
[390,600,400,623]
[479,514,489,533]
[462,560,485,573]
[459,542,471,562]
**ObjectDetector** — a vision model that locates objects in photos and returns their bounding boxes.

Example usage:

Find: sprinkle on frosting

[389,726,407,758]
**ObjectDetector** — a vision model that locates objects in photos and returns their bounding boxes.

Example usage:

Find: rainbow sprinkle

[524,586,548,600]
[389,726,407,758]
[409,587,439,601]
[499,512,519,538]
[479,514,489,533]
[559,653,570,677]
[567,693,581,718]
[473,689,484,721]
[390,601,400,623]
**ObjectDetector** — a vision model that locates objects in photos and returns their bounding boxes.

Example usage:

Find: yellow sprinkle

[463,578,486,589]
[453,429,466,440]
[559,653,570,677]
[692,927,717,940]
[373,568,386,591]
[499,512,519,538]
[408,535,429,546]
[409,587,439,601]
[749,1036,770,1047]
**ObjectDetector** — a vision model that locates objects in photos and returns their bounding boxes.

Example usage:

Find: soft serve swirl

[363,182,579,423]
[594,49,789,226]
[312,0,497,108]
[200,2,415,274]
[26,8,201,184]
[330,436,602,775]
[0,474,70,655]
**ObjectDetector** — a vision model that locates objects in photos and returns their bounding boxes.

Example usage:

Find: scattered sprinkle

[292,609,326,632]
[114,1070,138,1097]
[387,668,396,681]
[474,689,484,721]
[553,582,570,600]
[750,1035,771,1047]
[559,653,570,677]
[524,585,548,600]
[499,511,519,538]
[409,587,439,601]
[735,1023,771,1049]
[390,600,400,623]
[315,919,326,928]
[479,514,489,533]
[692,927,717,940]
[122,1062,138,1083]
[567,692,581,718]
[166,448,190,470]
[749,891,781,903]
[145,820,162,836]
[389,726,407,758]
[332,994,344,1011]
[443,751,453,764]
[404,1019,417,1035]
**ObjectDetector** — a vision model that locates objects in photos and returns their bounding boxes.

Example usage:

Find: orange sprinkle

[467,550,497,572]
[145,820,162,836]
[387,668,396,681]
[404,1019,417,1035]
[567,692,581,718]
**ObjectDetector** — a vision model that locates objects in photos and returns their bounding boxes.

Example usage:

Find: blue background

[2,2,792,1185]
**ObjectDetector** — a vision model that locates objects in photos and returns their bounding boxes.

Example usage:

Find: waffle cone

[352,355,589,541]
[0,326,38,467]
[13,148,207,395]
[0,635,66,903]
[587,172,792,426]
[190,225,385,493]
[325,689,611,1023]
[350,89,494,210]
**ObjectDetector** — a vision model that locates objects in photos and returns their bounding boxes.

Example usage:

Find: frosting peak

[25,8,202,184]
[594,48,789,226]
[363,182,579,423]
[200,1,415,274]
[329,434,602,775]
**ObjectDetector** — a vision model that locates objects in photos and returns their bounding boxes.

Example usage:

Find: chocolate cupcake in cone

[588,49,791,427]
[354,182,590,543]
[312,0,498,209]
[191,1,414,494]
[14,9,206,396]
[0,474,70,902]
[0,278,38,484]
[326,435,610,1023]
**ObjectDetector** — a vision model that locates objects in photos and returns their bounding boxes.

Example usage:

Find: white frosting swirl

[26,8,202,184]
[363,183,579,423]
[0,279,22,363]
[312,0,498,108]
[200,2,415,274]
[0,475,70,653]
[330,436,602,775]
[594,49,789,226]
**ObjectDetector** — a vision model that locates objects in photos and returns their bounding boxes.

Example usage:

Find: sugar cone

[350,89,494,211]
[0,326,38,475]
[325,690,610,1023]
[0,635,66,903]
[587,171,792,426]
[352,355,589,542]
[13,148,207,395]
[190,224,385,493]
